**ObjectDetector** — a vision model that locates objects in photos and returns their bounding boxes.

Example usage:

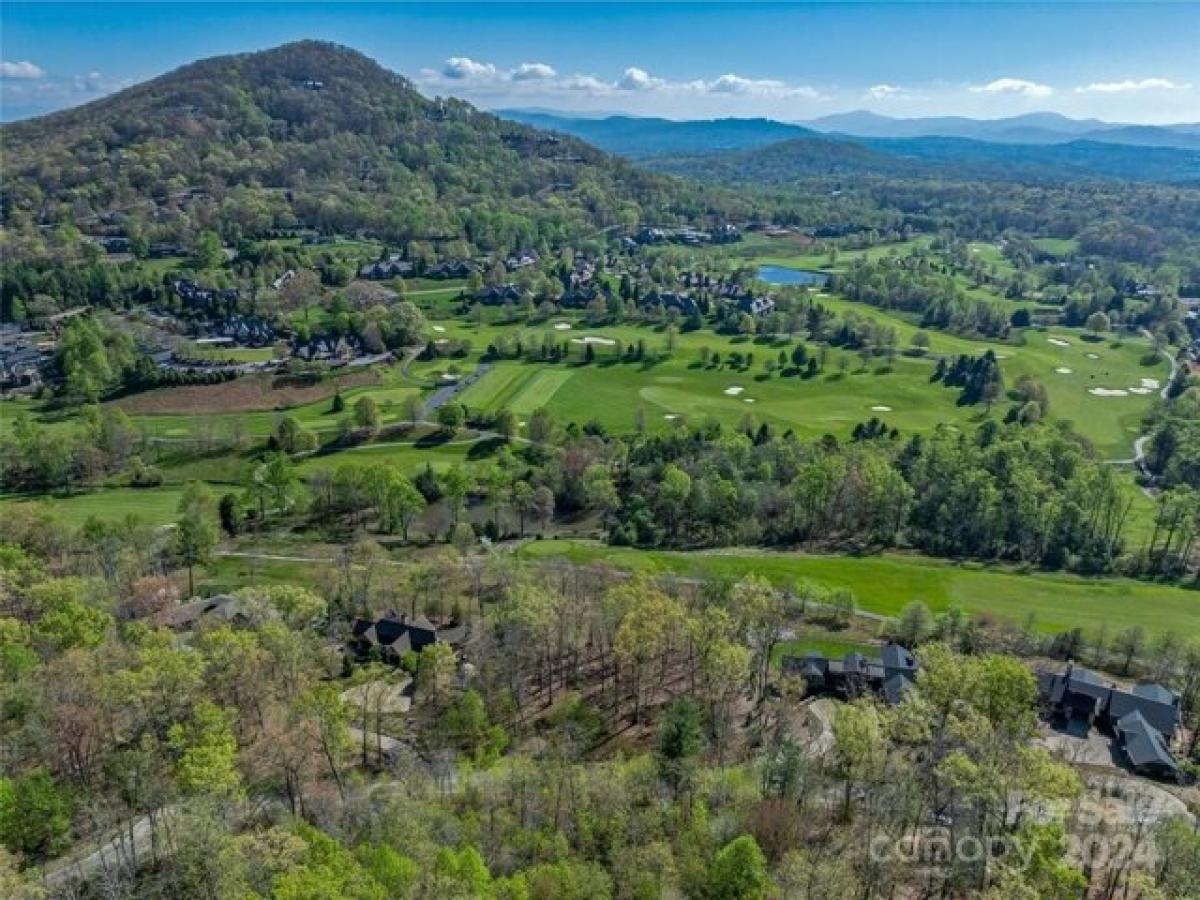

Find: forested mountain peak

[4,40,435,150]
[1,41,730,249]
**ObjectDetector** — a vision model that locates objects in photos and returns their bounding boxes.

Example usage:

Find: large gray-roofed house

[350,611,468,664]
[782,643,918,705]
[1038,665,1180,738]
[1038,664,1183,781]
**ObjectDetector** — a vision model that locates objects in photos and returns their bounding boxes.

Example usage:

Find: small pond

[757,265,830,287]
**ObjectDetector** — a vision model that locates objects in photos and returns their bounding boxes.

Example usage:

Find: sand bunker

[743,398,756,404]
[1055,367,1072,374]
[431,325,446,333]
[553,322,572,331]
[440,373,457,382]
[571,336,616,346]
[1089,388,1129,397]
[1047,338,1071,347]
[1140,378,1160,389]
[1129,387,1152,395]
[1086,352,1100,359]
[723,386,745,396]
[664,414,679,420]
[871,405,893,412]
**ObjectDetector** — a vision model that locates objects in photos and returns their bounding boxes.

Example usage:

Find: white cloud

[1075,77,1190,94]
[417,56,823,102]
[0,60,46,80]
[616,67,665,92]
[969,77,1053,98]
[563,74,610,93]
[866,83,904,100]
[441,57,497,81]
[511,62,557,82]
[707,73,819,98]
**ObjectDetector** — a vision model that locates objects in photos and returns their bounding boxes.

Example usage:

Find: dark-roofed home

[1038,666,1180,739]
[1107,683,1180,739]
[349,612,467,664]
[1115,710,1181,781]
[781,642,918,705]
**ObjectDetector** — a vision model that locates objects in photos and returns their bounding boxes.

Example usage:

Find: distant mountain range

[501,111,819,157]
[503,109,1200,155]
[648,134,1200,186]
[499,110,1200,183]
[802,110,1200,150]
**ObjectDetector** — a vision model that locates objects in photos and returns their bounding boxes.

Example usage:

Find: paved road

[422,362,492,415]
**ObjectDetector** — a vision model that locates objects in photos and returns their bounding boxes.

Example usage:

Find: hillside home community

[783,646,1186,783]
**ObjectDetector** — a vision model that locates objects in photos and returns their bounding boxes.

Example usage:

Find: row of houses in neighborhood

[198,314,276,347]
[172,279,241,313]
[360,251,543,282]
[292,331,365,362]
[632,224,742,246]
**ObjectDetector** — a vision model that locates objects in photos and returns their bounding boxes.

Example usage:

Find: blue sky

[2,2,1198,123]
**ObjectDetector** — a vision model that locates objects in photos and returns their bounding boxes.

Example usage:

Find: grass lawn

[1031,237,1080,257]
[0,484,192,527]
[517,540,1200,638]
[179,343,279,364]
[706,234,929,273]
[442,304,1164,459]
[772,635,879,667]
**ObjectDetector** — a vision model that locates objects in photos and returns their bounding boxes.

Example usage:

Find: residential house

[349,612,469,664]
[292,332,361,362]
[737,295,776,317]
[474,283,525,306]
[559,283,602,309]
[271,269,297,291]
[634,227,668,245]
[211,314,275,347]
[0,343,48,392]
[95,235,131,254]
[712,223,742,244]
[644,291,700,317]
[152,595,276,631]
[1115,711,1181,780]
[671,227,710,247]
[173,280,240,313]
[427,259,477,280]
[782,642,918,705]
[359,256,414,280]
[505,250,540,271]
[1037,665,1182,780]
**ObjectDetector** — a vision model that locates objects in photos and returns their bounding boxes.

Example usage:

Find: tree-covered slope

[0,41,740,250]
